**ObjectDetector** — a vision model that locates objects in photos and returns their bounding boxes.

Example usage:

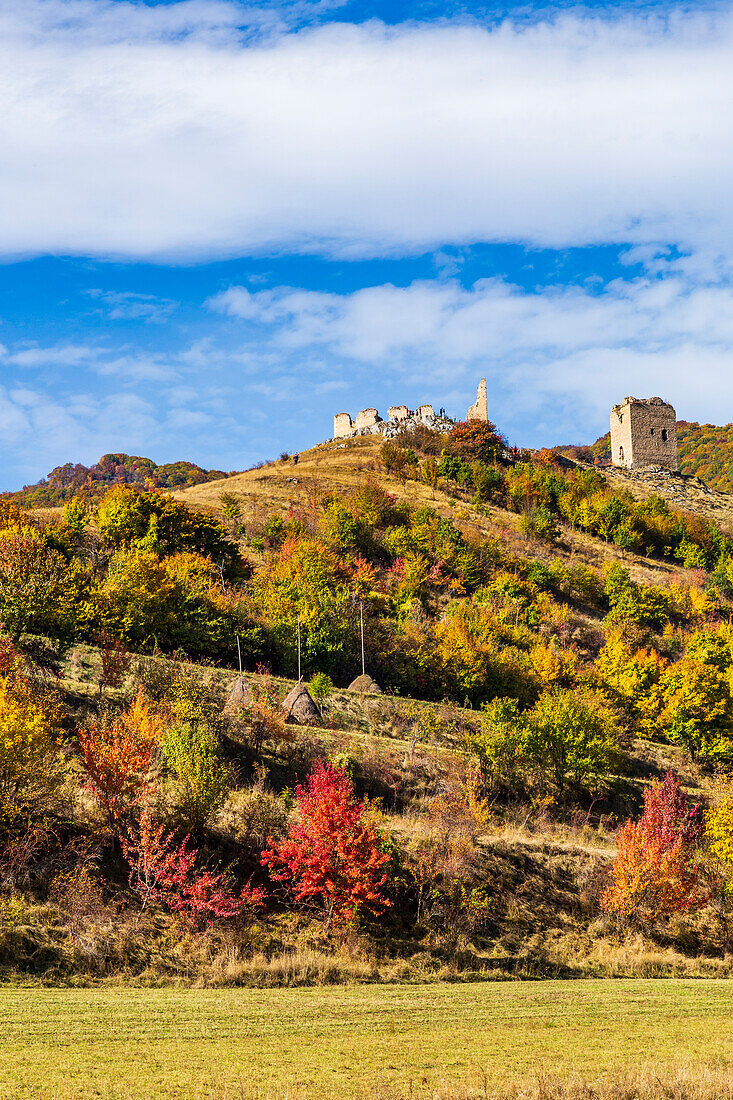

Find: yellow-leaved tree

[0,674,63,832]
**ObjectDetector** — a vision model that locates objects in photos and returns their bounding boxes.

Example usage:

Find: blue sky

[1,0,733,490]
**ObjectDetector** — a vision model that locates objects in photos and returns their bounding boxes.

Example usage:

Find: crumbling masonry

[332,378,488,440]
[610,396,678,471]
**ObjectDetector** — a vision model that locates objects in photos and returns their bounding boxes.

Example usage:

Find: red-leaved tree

[261,762,391,930]
[77,691,162,827]
[603,770,706,927]
[122,806,264,929]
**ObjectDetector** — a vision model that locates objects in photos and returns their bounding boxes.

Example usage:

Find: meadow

[2,980,732,1099]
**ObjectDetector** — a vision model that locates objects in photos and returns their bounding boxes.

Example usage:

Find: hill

[590,421,733,492]
[5,423,733,990]
[2,452,234,507]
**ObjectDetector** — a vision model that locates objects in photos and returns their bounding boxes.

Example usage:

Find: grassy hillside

[591,422,733,492]
[6,424,733,991]
[2,452,233,507]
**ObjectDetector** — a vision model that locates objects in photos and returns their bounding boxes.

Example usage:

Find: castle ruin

[466,378,488,422]
[332,379,488,440]
[610,396,677,471]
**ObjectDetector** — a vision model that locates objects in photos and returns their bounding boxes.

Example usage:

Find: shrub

[468,697,526,796]
[261,762,391,930]
[123,806,264,928]
[309,672,334,704]
[77,691,163,828]
[603,771,705,927]
[161,722,231,828]
[0,675,63,833]
[524,689,622,796]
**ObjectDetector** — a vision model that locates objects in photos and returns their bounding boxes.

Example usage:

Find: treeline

[2,453,231,507]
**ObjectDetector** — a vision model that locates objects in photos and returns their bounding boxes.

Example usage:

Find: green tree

[524,690,622,795]
[161,722,231,828]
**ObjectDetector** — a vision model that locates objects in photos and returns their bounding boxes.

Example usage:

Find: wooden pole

[297,614,302,683]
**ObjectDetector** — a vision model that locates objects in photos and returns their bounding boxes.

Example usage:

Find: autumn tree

[77,691,163,827]
[0,674,63,833]
[261,762,391,930]
[603,771,705,927]
[161,721,230,828]
[447,421,506,466]
[0,526,81,641]
[524,689,622,796]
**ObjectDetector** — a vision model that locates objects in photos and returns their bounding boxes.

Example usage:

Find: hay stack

[281,684,322,725]
[348,673,382,694]
[223,676,252,715]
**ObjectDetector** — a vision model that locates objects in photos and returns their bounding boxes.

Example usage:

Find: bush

[161,722,231,828]
[524,689,622,796]
[309,672,334,704]
[262,762,392,930]
[603,771,704,927]
[0,674,64,834]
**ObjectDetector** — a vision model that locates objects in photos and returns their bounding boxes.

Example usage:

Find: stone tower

[610,397,677,471]
[466,378,488,422]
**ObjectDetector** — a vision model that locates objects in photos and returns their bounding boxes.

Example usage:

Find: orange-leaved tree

[77,690,163,828]
[603,771,705,927]
[261,762,391,930]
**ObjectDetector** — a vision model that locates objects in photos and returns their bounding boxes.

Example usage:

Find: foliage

[0,525,84,641]
[261,762,391,929]
[524,690,622,795]
[659,657,733,761]
[161,722,231,827]
[122,806,264,928]
[447,421,507,465]
[603,771,705,926]
[0,674,62,833]
[309,672,334,704]
[469,698,526,796]
[3,453,230,508]
[95,631,131,696]
[96,485,242,577]
[76,691,163,827]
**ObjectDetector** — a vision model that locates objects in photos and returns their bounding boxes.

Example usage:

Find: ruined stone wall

[333,412,354,439]
[610,397,677,471]
[355,408,381,429]
[466,378,488,422]
[388,405,409,421]
[415,404,434,419]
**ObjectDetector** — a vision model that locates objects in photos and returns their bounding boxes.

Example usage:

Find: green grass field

[1,980,732,1099]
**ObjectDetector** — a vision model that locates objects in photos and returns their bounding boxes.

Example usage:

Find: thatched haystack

[223,676,252,715]
[348,673,382,694]
[281,684,322,725]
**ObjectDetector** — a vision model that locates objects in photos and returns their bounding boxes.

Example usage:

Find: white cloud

[208,268,733,438]
[87,289,179,322]
[1,3,733,260]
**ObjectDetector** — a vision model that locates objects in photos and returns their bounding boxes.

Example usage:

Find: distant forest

[591,422,733,493]
[2,453,232,507]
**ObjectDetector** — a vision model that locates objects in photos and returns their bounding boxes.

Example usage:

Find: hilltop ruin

[332,378,488,440]
[610,396,678,472]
